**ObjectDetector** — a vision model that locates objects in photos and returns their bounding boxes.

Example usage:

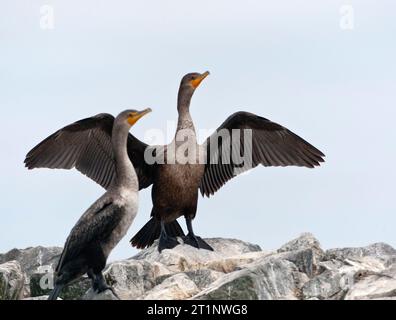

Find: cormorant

[25,72,324,253]
[47,108,151,300]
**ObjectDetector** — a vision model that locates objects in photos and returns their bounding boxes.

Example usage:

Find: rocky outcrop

[1,234,395,300]
[0,261,25,300]
[0,246,62,298]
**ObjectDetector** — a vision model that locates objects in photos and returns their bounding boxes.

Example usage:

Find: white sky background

[1,1,395,261]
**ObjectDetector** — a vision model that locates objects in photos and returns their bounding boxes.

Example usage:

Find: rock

[324,243,396,264]
[0,246,62,297]
[344,265,396,300]
[206,238,262,254]
[83,289,119,300]
[278,233,324,257]
[0,246,62,276]
[61,278,92,300]
[2,236,396,300]
[302,270,346,300]
[184,269,224,290]
[204,251,272,273]
[345,273,396,300]
[132,238,263,274]
[276,233,325,278]
[193,258,308,300]
[143,273,199,300]
[277,249,319,278]
[0,261,25,300]
[72,238,266,300]
[29,273,91,300]
[302,254,395,300]
[29,273,53,297]
[100,260,160,300]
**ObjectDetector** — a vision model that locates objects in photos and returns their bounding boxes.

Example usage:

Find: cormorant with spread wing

[47,108,151,300]
[25,72,324,253]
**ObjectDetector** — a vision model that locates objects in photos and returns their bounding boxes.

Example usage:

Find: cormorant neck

[112,123,138,190]
[177,87,194,130]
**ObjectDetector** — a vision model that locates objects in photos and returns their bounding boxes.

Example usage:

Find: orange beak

[127,108,152,126]
[191,71,210,89]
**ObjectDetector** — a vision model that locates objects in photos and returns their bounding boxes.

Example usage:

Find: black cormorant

[25,72,324,253]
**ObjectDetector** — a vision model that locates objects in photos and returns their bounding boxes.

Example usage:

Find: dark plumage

[25,71,324,253]
[46,108,151,300]
[25,113,153,190]
[200,111,325,197]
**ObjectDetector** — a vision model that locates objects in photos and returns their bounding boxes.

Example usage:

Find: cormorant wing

[24,113,153,190]
[55,200,122,273]
[199,111,325,197]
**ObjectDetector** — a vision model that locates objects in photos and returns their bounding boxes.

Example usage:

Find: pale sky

[1,1,395,261]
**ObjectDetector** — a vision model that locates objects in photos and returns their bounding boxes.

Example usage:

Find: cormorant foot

[93,275,120,299]
[158,235,180,252]
[95,284,120,300]
[91,277,100,292]
[182,233,214,251]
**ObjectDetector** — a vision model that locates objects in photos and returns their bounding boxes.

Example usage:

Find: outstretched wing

[200,111,325,197]
[55,200,123,273]
[24,113,153,190]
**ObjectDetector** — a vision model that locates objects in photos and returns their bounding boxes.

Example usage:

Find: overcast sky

[1,1,395,261]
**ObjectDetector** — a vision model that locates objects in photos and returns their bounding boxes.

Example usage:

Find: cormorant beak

[128,108,152,126]
[191,71,210,89]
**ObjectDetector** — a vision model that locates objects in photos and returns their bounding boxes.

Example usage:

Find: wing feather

[25,113,154,190]
[199,111,325,197]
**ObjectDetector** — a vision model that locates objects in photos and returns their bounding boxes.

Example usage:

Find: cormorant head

[115,108,152,129]
[181,71,210,90]
[178,71,210,108]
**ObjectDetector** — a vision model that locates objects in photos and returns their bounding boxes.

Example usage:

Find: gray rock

[132,238,265,274]
[262,233,326,278]
[203,251,272,273]
[345,274,396,300]
[0,246,62,275]
[101,260,159,300]
[133,238,262,261]
[278,233,324,258]
[277,249,319,278]
[193,258,308,300]
[0,246,62,297]
[206,238,262,253]
[83,288,119,300]
[302,270,346,300]
[29,273,91,300]
[324,243,396,263]
[302,254,392,300]
[29,273,54,297]
[185,269,224,290]
[344,264,396,300]
[142,273,200,300]
[0,261,25,300]
[3,236,396,300]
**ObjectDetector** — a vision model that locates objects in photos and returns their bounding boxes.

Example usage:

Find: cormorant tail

[48,284,63,300]
[130,218,185,249]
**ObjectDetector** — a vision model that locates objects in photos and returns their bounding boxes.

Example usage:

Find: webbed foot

[182,233,213,251]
